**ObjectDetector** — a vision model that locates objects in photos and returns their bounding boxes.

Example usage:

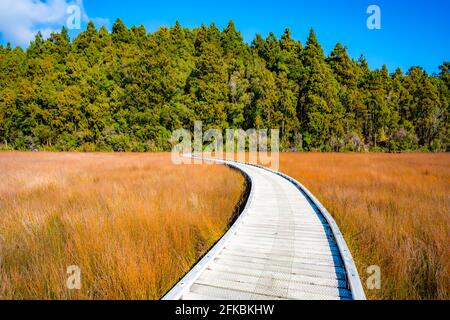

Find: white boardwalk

[163,159,366,300]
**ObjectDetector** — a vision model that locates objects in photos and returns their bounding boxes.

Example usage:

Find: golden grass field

[0,152,244,299]
[0,152,448,300]
[275,153,450,300]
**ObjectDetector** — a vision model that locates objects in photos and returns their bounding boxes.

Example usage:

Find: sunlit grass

[0,152,244,299]
[1,152,448,300]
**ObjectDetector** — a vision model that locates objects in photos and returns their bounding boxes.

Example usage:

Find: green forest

[0,20,448,152]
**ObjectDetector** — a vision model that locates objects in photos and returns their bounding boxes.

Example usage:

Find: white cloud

[0,0,108,47]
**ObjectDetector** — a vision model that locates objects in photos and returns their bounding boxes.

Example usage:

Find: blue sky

[1,0,449,73]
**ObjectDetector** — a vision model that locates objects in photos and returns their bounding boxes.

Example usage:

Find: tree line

[0,20,448,152]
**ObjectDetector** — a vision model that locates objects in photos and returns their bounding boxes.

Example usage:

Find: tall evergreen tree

[298,29,344,150]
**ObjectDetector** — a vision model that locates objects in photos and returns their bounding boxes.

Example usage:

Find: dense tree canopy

[0,20,448,152]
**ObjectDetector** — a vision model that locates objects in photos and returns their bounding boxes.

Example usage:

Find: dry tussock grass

[276,153,449,300]
[1,152,447,300]
[0,152,244,299]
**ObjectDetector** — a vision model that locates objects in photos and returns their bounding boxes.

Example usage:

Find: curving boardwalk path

[163,158,366,300]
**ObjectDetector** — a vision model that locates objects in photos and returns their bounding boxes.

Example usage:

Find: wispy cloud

[0,0,108,47]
